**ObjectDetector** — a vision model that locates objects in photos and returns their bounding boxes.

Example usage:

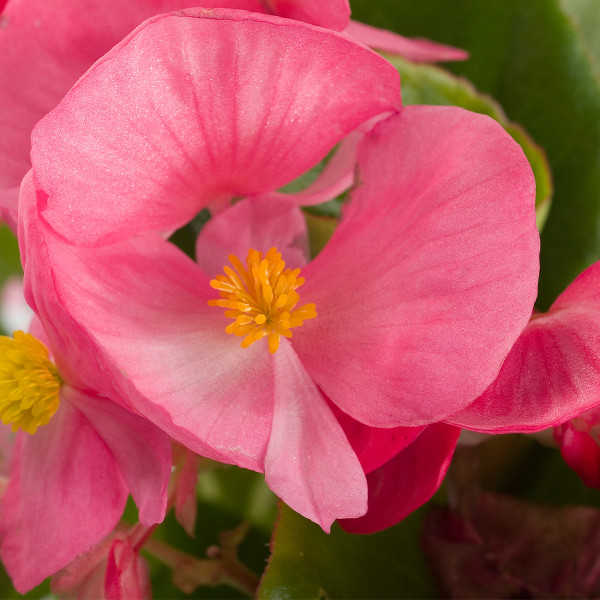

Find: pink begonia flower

[0,0,466,230]
[22,10,538,530]
[0,307,171,591]
[449,260,600,433]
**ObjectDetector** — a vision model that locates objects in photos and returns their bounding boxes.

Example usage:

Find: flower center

[0,331,62,434]
[209,247,317,354]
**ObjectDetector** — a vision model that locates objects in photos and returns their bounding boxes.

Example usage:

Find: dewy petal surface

[0,400,129,592]
[32,9,400,246]
[450,260,600,432]
[265,340,367,531]
[295,106,539,427]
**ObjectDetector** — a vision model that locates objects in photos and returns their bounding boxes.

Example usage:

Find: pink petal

[450,260,600,432]
[330,400,425,474]
[265,340,367,531]
[294,106,539,427]
[105,539,151,600]
[20,172,274,471]
[66,387,171,527]
[196,197,309,275]
[51,535,115,599]
[19,172,134,394]
[264,129,363,207]
[344,20,469,62]
[555,408,600,489]
[0,0,260,198]
[0,400,129,592]
[173,445,200,537]
[27,220,274,471]
[32,9,400,246]
[263,0,350,30]
[340,423,460,534]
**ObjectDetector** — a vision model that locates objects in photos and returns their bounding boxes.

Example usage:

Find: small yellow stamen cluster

[209,247,317,354]
[0,331,62,434]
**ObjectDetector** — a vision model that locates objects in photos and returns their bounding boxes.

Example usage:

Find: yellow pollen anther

[209,247,317,353]
[0,331,62,434]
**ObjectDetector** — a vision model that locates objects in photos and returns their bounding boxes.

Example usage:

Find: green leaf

[0,226,21,283]
[351,0,600,309]
[389,56,552,230]
[561,0,600,81]
[258,504,438,599]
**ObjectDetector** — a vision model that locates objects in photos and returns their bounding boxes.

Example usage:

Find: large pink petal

[19,172,131,394]
[340,423,460,534]
[27,224,274,471]
[32,9,401,246]
[265,340,367,531]
[344,20,469,62]
[66,387,171,527]
[294,106,539,427]
[196,196,309,275]
[0,399,128,592]
[0,0,262,198]
[262,0,350,30]
[450,261,600,432]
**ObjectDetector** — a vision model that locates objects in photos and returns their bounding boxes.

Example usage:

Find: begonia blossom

[0,296,171,590]
[22,9,539,531]
[0,0,466,229]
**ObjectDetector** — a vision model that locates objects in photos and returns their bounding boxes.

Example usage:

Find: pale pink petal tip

[345,20,469,62]
[265,342,367,531]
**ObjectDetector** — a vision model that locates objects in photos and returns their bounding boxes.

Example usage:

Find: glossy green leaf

[258,504,438,599]
[390,56,552,230]
[352,0,600,309]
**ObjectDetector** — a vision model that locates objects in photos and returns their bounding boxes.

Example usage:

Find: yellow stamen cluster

[0,331,62,434]
[209,247,317,354]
